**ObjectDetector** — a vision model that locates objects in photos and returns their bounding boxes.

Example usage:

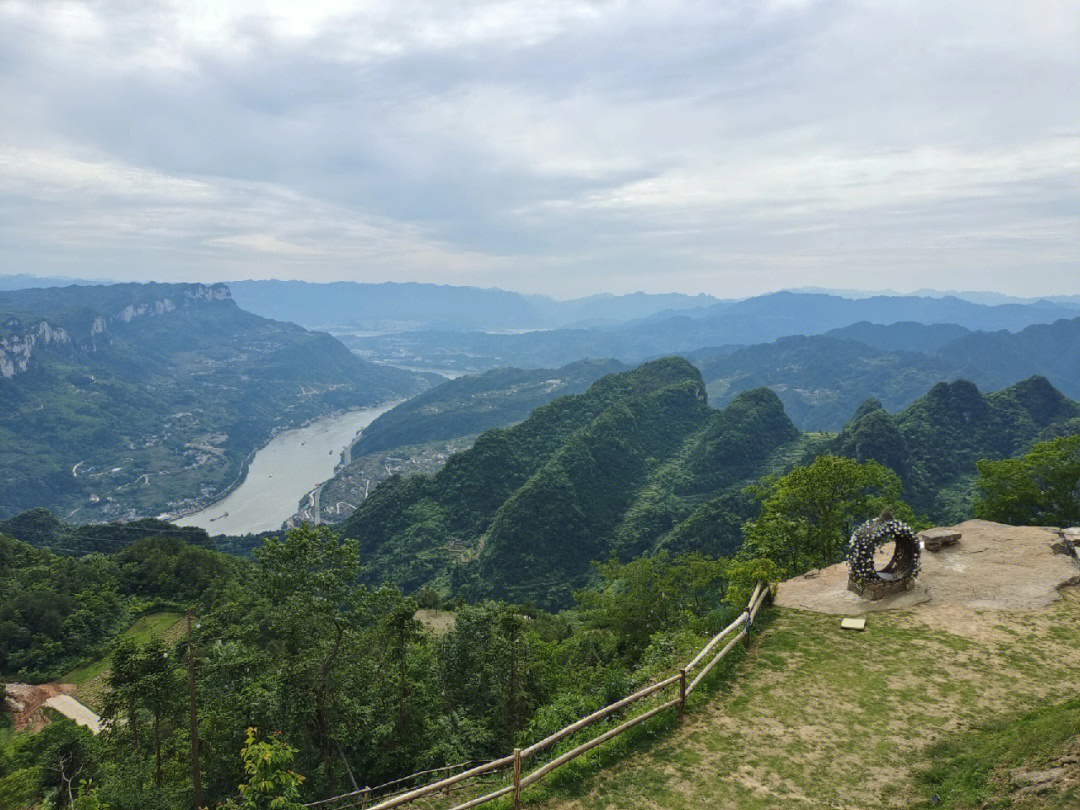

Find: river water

[174,402,397,536]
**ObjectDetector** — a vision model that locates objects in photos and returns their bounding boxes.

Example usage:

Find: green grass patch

[916,699,1080,809]
[61,611,183,686]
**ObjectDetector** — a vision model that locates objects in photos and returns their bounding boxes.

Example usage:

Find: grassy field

[517,588,1080,810]
[61,612,186,710]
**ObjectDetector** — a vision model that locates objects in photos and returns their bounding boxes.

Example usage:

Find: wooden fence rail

[308,581,771,810]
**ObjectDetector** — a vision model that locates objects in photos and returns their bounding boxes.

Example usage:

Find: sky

[1,1,1078,298]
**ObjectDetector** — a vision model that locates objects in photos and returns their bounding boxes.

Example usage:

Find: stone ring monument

[847,510,921,600]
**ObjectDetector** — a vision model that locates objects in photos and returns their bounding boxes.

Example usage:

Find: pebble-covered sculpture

[847,510,921,600]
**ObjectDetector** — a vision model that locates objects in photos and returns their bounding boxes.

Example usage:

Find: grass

[61,611,185,687]
[917,699,1080,810]
[521,588,1080,810]
[58,611,187,713]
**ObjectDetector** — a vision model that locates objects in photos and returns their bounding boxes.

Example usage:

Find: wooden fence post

[678,669,686,719]
[512,748,522,809]
[360,787,369,809]
[443,766,451,795]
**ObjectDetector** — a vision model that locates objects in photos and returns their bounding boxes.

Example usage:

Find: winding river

[174,402,397,536]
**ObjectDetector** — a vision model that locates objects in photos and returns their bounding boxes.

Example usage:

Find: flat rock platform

[776,520,1080,617]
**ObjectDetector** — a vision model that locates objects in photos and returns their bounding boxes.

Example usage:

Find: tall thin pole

[512,748,522,810]
[187,611,203,809]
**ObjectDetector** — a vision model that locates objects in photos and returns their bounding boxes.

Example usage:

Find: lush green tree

[576,552,727,660]
[225,728,305,810]
[744,455,913,576]
[975,434,1080,526]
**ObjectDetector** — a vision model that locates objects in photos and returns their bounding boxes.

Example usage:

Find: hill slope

[340,358,802,606]
[0,283,431,521]
[530,523,1080,810]
[832,376,1080,520]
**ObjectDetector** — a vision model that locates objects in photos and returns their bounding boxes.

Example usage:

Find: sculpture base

[848,575,914,601]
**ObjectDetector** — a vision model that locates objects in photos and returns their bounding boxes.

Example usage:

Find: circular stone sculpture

[847,511,921,600]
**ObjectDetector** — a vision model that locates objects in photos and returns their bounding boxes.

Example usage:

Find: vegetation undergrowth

[916,699,1080,810]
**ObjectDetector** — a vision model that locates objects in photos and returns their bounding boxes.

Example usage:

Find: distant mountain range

[0,283,432,521]
[227,279,723,332]
[694,317,1080,430]
[346,291,1080,372]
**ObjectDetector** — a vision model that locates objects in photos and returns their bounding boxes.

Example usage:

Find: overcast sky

[1,1,1077,297]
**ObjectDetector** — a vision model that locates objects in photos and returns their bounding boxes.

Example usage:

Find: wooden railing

[307,581,771,810]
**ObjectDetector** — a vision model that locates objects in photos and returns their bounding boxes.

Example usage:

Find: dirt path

[44,694,102,734]
[4,682,101,733]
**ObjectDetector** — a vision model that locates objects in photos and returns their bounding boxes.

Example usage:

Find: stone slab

[920,528,961,551]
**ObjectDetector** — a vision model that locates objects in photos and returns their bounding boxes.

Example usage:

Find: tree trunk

[154,708,162,788]
[315,622,344,786]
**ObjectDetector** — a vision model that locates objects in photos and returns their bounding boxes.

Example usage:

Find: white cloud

[0,0,1077,295]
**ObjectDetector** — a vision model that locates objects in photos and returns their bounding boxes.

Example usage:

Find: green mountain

[302,359,627,525]
[340,358,801,607]
[0,283,432,521]
[352,359,626,456]
[832,376,1080,520]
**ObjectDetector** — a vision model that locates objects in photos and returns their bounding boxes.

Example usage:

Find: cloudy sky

[1,1,1077,297]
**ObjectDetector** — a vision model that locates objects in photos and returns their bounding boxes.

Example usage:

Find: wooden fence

[306,580,771,810]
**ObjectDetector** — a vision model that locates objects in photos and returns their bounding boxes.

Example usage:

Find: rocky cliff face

[0,321,71,377]
[0,283,233,378]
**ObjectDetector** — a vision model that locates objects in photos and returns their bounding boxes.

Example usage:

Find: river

[174,402,397,536]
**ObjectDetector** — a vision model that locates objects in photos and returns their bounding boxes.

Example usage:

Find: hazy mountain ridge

[347,291,1080,372]
[229,279,722,332]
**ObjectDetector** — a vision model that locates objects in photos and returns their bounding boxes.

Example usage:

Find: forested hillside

[341,359,802,606]
[833,376,1080,520]
[0,283,432,522]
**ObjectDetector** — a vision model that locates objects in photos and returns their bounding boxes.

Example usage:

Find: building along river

[174,402,397,535]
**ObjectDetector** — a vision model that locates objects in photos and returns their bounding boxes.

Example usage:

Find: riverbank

[173,402,397,535]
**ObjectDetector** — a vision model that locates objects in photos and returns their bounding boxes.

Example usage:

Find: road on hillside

[45,694,102,734]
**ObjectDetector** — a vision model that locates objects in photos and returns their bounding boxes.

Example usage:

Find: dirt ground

[775,520,1080,626]
[4,682,77,732]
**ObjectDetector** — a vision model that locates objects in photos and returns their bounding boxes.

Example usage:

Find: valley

[0,283,433,523]
[2,280,1078,810]
[175,401,398,535]
[4,4,1077,807]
